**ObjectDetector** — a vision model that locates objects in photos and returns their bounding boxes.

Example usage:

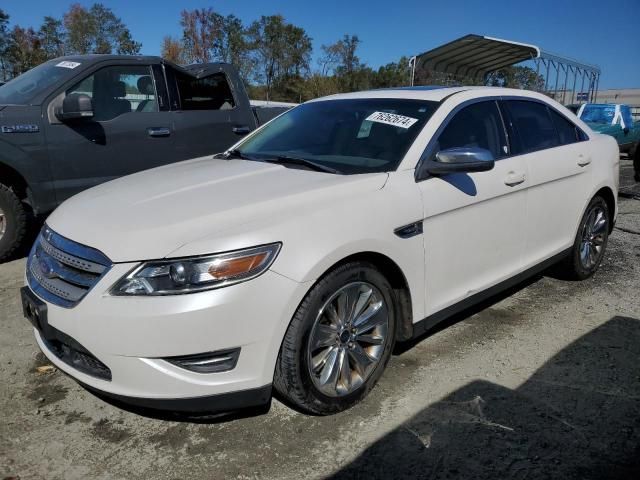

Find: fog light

[164,348,240,373]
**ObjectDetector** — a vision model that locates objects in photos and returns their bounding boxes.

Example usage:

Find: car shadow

[330,315,640,479]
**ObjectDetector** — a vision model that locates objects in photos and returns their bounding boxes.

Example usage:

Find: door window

[506,100,559,154]
[66,65,158,121]
[434,101,508,160]
[174,72,236,111]
[548,109,580,145]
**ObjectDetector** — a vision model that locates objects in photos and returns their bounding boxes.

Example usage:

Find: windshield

[237,98,438,174]
[0,60,82,105]
[580,104,615,125]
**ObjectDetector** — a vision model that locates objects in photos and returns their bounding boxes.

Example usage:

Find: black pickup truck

[0,55,288,260]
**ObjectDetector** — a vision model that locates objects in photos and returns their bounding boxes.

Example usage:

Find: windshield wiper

[264,155,342,174]
[222,149,252,160]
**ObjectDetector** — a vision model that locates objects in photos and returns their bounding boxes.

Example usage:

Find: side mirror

[56,94,94,121]
[425,147,495,175]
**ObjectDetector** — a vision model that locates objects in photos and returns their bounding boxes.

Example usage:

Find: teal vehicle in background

[577,103,640,181]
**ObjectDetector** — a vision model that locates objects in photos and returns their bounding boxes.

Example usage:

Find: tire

[556,195,610,280]
[634,146,640,182]
[0,183,28,262]
[274,261,397,415]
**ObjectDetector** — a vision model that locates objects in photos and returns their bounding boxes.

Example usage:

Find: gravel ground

[1,160,639,480]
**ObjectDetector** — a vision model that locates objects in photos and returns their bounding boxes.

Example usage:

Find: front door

[45,64,177,203]
[417,100,529,316]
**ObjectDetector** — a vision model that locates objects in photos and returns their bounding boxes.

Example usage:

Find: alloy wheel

[0,207,6,241]
[307,281,389,397]
[579,204,607,270]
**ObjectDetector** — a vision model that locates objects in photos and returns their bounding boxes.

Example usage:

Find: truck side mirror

[56,94,94,121]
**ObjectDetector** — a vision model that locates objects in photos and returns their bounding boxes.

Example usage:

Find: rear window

[506,100,559,154]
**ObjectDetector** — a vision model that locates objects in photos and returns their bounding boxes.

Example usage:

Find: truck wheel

[555,195,610,280]
[0,183,28,262]
[274,261,397,415]
[634,146,640,182]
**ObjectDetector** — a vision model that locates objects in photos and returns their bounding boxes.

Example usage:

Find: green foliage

[0,6,544,103]
[0,9,12,81]
[64,3,141,55]
[487,66,545,90]
[0,3,141,78]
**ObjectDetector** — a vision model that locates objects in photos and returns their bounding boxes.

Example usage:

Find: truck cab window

[174,72,236,111]
[66,65,158,121]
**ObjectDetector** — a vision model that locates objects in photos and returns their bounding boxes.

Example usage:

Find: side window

[66,65,158,121]
[548,109,580,145]
[435,101,508,160]
[174,71,236,111]
[506,100,558,154]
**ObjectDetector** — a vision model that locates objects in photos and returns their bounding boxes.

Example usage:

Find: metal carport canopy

[414,34,541,79]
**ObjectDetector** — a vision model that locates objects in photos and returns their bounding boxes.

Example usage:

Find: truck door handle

[233,126,251,135]
[147,127,171,137]
[504,172,526,187]
[577,155,591,167]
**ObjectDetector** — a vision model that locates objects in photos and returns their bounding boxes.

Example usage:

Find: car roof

[309,86,553,103]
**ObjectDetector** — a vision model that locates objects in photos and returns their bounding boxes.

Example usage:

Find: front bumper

[29,264,309,411]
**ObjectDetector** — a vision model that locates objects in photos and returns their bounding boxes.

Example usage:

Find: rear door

[165,65,257,158]
[502,99,592,267]
[45,62,177,202]
[417,99,529,315]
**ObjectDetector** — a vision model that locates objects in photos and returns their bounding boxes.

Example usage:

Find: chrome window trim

[415,95,590,182]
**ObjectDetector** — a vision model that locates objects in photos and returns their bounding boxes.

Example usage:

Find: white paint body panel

[35,87,618,401]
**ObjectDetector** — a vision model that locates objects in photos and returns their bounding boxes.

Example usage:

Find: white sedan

[22,87,619,415]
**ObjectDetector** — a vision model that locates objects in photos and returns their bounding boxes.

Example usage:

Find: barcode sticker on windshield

[366,111,418,129]
[55,61,81,69]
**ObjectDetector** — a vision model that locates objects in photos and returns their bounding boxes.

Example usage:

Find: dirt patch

[91,418,133,443]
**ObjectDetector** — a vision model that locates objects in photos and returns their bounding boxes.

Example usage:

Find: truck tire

[0,183,28,262]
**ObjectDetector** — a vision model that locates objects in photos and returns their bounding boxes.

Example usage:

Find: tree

[179,8,218,63]
[38,16,65,59]
[372,56,411,88]
[0,9,11,81]
[5,26,46,76]
[63,3,141,55]
[487,66,544,90]
[161,36,185,64]
[247,15,311,100]
[321,34,370,92]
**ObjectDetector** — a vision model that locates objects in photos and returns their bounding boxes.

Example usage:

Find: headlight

[110,243,281,296]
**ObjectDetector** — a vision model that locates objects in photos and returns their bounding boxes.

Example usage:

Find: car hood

[47,157,388,262]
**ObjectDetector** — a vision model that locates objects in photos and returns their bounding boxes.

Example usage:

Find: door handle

[147,127,171,137]
[577,155,591,167]
[504,172,526,187]
[233,125,251,135]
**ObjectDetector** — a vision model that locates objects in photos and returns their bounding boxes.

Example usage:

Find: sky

[5,0,640,90]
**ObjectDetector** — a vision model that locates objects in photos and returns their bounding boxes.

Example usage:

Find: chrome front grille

[27,226,112,308]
